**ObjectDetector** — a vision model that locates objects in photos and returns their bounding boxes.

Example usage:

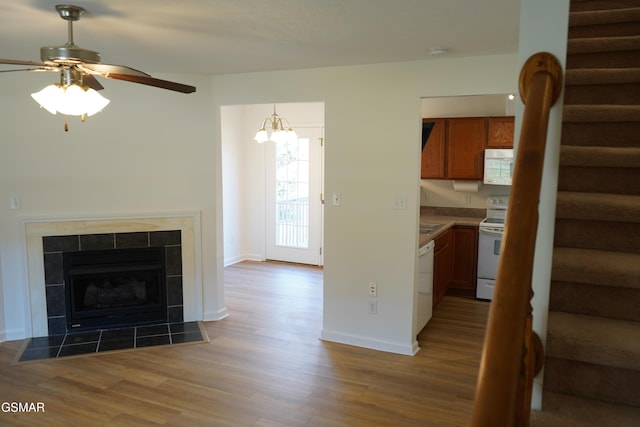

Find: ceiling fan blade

[0,68,49,73]
[0,58,48,67]
[105,73,196,94]
[83,74,104,91]
[80,63,151,77]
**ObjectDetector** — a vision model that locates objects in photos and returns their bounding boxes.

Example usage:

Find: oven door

[477,227,503,280]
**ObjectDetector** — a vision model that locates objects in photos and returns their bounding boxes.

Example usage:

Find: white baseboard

[320,329,419,356]
[224,254,264,267]
[203,307,229,322]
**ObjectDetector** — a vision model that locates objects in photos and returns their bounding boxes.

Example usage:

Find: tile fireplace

[43,231,183,334]
[24,214,203,338]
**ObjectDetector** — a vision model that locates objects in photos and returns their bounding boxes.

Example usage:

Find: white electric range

[476,196,509,300]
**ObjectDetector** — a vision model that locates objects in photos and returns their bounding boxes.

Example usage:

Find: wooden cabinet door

[433,229,453,309]
[421,119,446,179]
[447,226,478,298]
[487,117,515,148]
[446,118,486,180]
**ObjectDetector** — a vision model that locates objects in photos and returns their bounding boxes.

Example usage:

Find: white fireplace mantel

[23,211,204,337]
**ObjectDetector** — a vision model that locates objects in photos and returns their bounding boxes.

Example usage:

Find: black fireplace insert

[63,247,168,331]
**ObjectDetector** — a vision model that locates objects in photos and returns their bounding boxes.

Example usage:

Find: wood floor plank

[0,260,489,426]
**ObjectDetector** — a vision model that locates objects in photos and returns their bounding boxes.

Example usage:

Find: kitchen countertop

[418,214,483,248]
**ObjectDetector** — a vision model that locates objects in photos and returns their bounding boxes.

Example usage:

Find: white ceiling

[0,0,520,76]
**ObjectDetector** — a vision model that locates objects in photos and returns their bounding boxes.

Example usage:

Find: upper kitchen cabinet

[446,117,486,180]
[421,117,486,180]
[421,119,446,179]
[487,116,515,148]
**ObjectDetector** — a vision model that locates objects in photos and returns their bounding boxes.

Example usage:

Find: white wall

[221,105,247,266]
[209,54,518,355]
[0,71,224,339]
[517,0,571,410]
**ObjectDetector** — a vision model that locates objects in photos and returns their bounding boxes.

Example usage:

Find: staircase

[531,0,640,425]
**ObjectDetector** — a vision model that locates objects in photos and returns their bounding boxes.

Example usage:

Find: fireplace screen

[64,247,168,331]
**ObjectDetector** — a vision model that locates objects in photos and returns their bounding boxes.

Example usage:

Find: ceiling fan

[0,4,196,130]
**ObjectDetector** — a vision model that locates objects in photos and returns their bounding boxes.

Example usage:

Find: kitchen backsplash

[420,179,510,209]
[421,206,486,218]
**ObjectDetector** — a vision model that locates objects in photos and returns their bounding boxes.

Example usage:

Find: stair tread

[564,104,640,122]
[568,34,640,53]
[547,311,640,370]
[556,191,640,222]
[530,391,640,427]
[560,145,640,167]
[566,67,640,84]
[552,246,640,289]
[570,7,640,27]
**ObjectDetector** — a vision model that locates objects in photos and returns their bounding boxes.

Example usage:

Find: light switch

[392,194,407,210]
[10,196,21,210]
[332,193,341,207]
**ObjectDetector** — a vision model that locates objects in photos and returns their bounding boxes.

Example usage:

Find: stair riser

[562,122,640,147]
[565,83,640,105]
[550,280,640,321]
[572,0,640,12]
[544,358,640,407]
[558,167,640,195]
[554,219,640,253]
[570,21,640,39]
[567,51,640,68]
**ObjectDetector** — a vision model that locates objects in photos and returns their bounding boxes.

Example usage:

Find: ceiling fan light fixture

[31,83,110,117]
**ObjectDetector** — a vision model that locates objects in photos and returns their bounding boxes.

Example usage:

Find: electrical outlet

[368,300,377,314]
[368,282,377,297]
[463,194,472,204]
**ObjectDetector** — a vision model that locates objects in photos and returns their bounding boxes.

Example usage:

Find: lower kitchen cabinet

[433,229,453,309]
[433,225,479,309]
[447,226,478,298]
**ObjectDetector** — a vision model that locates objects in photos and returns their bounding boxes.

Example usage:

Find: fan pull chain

[64,117,69,132]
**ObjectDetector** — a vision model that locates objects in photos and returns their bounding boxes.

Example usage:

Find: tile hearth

[16,321,206,363]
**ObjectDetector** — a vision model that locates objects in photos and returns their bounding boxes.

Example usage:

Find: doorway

[221,102,325,267]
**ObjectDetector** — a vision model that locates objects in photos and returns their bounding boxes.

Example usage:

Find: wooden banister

[470,52,563,427]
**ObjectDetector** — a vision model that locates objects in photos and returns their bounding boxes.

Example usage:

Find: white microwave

[484,149,514,186]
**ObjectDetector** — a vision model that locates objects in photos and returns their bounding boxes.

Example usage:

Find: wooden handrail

[470,52,563,427]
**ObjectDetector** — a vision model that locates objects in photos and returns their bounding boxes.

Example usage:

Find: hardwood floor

[0,261,490,426]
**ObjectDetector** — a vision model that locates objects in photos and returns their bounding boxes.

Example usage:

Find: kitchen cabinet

[432,229,453,309]
[421,119,446,179]
[487,116,515,148]
[420,117,486,180]
[446,226,478,298]
[446,118,486,180]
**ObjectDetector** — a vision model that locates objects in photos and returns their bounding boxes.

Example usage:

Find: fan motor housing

[41,45,101,64]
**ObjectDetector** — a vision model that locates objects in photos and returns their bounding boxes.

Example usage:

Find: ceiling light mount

[55,4,85,21]
[429,47,449,57]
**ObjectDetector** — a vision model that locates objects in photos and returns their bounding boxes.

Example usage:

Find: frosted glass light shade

[254,129,269,143]
[31,84,110,116]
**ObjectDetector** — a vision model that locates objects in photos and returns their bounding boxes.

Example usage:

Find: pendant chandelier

[254,105,297,143]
